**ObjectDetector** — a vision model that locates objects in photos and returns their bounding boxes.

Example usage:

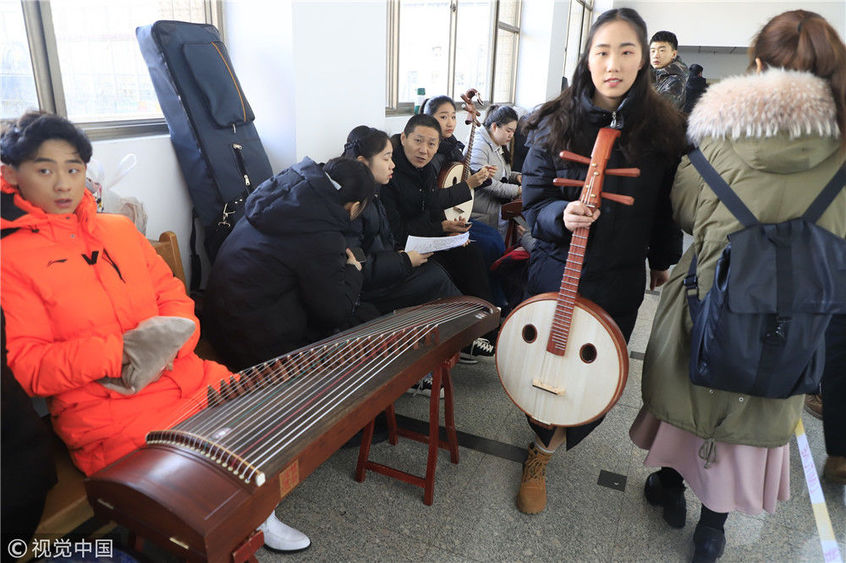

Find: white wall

[677,48,748,80]
[90,135,195,278]
[514,0,568,110]
[226,0,387,166]
[615,1,845,47]
[223,0,297,174]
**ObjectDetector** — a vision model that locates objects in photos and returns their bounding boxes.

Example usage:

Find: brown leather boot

[823,456,846,484]
[804,394,823,420]
[516,442,553,514]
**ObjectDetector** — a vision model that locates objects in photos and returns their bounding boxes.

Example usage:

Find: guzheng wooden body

[496,128,638,427]
[438,88,483,222]
[85,297,498,562]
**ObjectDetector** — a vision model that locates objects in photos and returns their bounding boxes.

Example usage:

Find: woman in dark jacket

[204,157,377,371]
[514,8,686,515]
[342,125,460,314]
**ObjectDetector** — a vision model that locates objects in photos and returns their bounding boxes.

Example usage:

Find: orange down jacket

[1,180,232,475]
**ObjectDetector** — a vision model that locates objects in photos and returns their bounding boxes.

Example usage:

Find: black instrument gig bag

[684,148,846,398]
[136,20,273,263]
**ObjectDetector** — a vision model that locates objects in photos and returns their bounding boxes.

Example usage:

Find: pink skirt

[630,409,791,515]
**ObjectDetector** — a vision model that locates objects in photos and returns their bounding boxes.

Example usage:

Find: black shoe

[692,524,725,562]
[644,472,687,528]
[459,337,495,364]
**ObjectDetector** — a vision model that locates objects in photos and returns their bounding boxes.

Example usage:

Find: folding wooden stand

[355,355,460,505]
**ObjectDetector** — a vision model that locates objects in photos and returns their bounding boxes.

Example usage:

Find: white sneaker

[259,512,311,552]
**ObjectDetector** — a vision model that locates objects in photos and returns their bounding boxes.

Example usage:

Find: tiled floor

[258,285,846,562]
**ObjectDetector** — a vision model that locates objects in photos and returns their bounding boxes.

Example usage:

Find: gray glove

[98,316,196,395]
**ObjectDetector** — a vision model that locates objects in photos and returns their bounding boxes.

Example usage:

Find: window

[386,0,521,113]
[562,0,593,86]
[0,0,220,139]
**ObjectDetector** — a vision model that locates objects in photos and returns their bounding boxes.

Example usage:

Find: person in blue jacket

[513,7,685,515]
[204,157,378,372]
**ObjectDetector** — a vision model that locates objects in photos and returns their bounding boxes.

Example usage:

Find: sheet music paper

[404,233,470,253]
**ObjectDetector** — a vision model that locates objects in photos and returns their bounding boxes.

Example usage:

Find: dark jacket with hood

[683,74,708,114]
[522,91,682,325]
[344,189,413,291]
[381,134,473,247]
[204,157,364,370]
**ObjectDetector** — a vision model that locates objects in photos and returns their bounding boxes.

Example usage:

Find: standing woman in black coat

[514,7,686,514]
[204,157,377,371]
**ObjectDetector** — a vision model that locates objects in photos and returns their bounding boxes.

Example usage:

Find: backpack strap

[684,252,701,316]
[688,148,759,227]
[802,163,846,223]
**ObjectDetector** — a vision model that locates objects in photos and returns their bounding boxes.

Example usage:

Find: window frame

[385,0,521,115]
[562,0,593,83]
[18,0,223,141]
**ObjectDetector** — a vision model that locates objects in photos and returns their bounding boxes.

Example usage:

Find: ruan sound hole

[579,343,597,363]
[522,324,537,343]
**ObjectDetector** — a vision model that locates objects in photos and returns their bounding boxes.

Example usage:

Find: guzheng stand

[355,354,460,505]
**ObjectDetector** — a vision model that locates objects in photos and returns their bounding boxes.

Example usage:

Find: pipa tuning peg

[601,192,635,206]
[559,150,591,165]
[552,177,584,187]
[606,167,641,178]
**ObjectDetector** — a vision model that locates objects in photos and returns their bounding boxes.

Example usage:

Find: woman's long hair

[750,10,846,144]
[524,8,685,163]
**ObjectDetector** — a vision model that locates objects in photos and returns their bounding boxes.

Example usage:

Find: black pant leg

[431,244,494,302]
[822,314,846,456]
[362,261,461,314]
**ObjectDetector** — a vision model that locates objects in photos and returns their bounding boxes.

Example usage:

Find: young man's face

[649,41,676,69]
[1,139,87,214]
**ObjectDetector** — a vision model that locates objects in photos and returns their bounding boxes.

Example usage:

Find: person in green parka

[630,10,846,563]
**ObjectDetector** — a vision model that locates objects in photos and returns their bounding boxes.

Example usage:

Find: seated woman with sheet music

[0,112,311,552]
[341,125,461,314]
[204,157,379,372]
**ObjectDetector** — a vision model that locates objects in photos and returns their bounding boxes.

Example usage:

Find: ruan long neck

[461,122,477,182]
[546,225,589,355]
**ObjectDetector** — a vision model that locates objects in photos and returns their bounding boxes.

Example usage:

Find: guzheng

[85,297,499,562]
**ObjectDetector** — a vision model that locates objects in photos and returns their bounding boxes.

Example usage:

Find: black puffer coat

[344,190,412,291]
[204,157,364,370]
[381,134,473,247]
[522,93,682,323]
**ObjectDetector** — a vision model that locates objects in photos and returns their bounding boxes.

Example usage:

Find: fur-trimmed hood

[687,68,840,173]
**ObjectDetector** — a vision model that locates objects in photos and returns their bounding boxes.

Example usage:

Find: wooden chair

[501,199,523,249]
[24,231,199,560]
[149,231,186,287]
